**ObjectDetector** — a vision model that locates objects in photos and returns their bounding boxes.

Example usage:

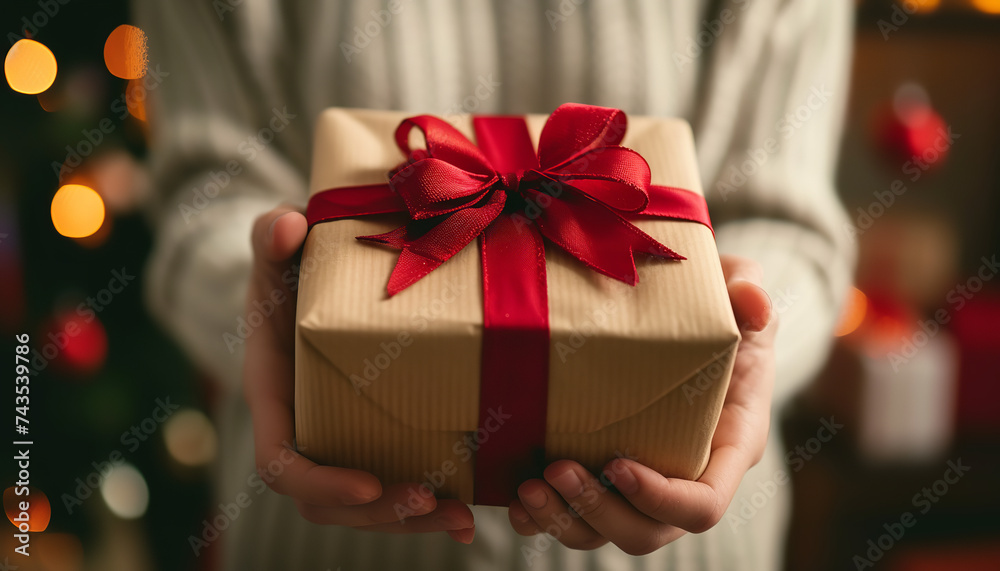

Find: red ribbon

[306,104,713,506]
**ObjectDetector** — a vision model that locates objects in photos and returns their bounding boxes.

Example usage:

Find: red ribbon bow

[306,103,712,506]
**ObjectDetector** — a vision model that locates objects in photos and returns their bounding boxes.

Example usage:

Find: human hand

[507,255,777,554]
[243,206,476,543]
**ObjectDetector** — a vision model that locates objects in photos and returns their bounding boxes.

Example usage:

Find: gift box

[294,105,739,506]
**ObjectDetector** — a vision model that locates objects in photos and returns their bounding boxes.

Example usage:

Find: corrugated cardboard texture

[295,108,740,504]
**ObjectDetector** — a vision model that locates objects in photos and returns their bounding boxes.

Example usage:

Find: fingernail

[447,526,475,544]
[520,487,547,510]
[510,503,531,523]
[434,514,464,528]
[548,469,584,498]
[267,214,283,242]
[608,461,638,495]
[341,487,381,506]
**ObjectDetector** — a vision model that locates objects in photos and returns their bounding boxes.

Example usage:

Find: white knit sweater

[137,1,855,569]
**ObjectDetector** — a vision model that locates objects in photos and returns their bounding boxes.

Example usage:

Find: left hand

[507,254,777,555]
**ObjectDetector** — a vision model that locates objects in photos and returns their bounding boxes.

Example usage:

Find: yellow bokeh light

[835,287,868,337]
[5,39,57,94]
[164,408,218,467]
[971,0,1000,14]
[51,184,106,238]
[911,0,940,13]
[104,24,148,79]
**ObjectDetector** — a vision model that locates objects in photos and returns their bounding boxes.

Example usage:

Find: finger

[729,279,772,333]
[249,406,383,507]
[446,527,477,544]
[244,292,383,507]
[545,460,679,556]
[508,500,544,536]
[517,479,608,551]
[602,454,744,534]
[354,499,475,535]
[720,256,771,332]
[294,483,442,527]
[251,206,307,265]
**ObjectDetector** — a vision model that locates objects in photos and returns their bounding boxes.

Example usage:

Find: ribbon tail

[532,190,683,286]
[359,192,506,296]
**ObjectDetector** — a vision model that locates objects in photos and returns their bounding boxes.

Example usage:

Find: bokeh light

[37,533,85,571]
[100,463,149,519]
[104,24,148,79]
[835,287,869,337]
[909,0,940,13]
[51,184,106,238]
[126,78,147,121]
[44,310,109,376]
[164,408,218,467]
[4,39,57,94]
[3,486,52,532]
[971,0,1000,15]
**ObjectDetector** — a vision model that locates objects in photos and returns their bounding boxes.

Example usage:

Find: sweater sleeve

[136,2,308,393]
[694,0,857,407]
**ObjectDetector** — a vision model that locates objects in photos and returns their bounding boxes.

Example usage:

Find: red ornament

[40,310,108,376]
[872,83,951,170]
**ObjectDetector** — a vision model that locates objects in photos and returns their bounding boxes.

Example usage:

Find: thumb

[252,206,308,268]
[720,256,772,333]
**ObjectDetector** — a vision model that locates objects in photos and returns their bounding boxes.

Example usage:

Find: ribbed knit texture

[137,1,855,569]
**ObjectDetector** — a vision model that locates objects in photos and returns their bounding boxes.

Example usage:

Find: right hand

[243,205,476,543]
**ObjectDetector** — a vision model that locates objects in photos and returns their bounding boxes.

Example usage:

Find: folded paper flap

[297,107,738,435]
[310,108,404,194]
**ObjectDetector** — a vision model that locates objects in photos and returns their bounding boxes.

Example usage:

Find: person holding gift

[139,1,855,570]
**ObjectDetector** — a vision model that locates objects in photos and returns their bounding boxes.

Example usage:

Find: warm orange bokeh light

[971,0,1000,14]
[911,0,941,13]
[835,287,869,337]
[51,184,106,238]
[104,24,148,79]
[5,39,57,94]
[37,533,85,571]
[4,486,52,532]
[126,78,147,121]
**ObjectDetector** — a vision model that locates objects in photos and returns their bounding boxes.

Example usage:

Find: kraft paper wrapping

[294,108,740,505]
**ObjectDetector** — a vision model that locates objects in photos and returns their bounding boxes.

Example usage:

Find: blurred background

[1,1,998,570]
